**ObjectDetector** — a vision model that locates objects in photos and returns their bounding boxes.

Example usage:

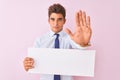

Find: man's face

[48,13,66,33]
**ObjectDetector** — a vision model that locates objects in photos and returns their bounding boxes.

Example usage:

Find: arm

[23,38,40,71]
[23,45,37,71]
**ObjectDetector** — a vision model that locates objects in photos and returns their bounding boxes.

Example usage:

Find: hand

[23,57,34,71]
[65,10,92,46]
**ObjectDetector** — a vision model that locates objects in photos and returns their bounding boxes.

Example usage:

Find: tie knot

[54,34,59,38]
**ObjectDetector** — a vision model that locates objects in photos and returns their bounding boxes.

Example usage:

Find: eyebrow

[50,18,55,20]
[50,18,63,20]
[58,18,63,20]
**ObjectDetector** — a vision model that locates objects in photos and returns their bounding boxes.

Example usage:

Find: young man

[23,3,92,80]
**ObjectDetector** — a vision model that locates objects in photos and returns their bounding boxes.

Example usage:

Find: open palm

[65,10,92,46]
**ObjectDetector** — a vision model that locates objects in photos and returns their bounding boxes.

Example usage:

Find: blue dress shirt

[33,30,86,80]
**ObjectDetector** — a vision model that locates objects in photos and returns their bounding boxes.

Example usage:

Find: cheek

[49,22,54,26]
[59,22,65,26]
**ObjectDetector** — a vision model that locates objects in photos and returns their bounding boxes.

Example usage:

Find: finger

[24,64,34,71]
[24,57,30,61]
[87,16,91,28]
[82,11,87,26]
[24,65,33,68]
[79,10,83,27]
[65,28,73,39]
[24,62,34,68]
[25,63,34,67]
[24,60,34,65]
[24,60,34,69]
[75,12,80,26]
[23,57,34,64]
[25,67,29,71]
[26,57,33,61]
[25,66,34,71]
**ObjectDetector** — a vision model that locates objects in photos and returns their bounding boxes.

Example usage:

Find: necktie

[54,34,60,80]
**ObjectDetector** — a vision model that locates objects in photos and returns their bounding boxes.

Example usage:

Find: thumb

[65,28,73,38]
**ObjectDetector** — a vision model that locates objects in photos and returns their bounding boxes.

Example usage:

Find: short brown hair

[48,3,66,18]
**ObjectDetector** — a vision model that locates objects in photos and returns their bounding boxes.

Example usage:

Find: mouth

[54,26,59,27]
[53,26,59,29]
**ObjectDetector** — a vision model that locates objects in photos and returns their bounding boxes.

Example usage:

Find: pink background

[0,0,120,80]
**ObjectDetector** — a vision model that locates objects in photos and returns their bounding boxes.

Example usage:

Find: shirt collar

[49,30,66,38]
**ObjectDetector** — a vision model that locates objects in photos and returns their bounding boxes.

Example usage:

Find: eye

[58,18,63,21]
[50,18,55,21]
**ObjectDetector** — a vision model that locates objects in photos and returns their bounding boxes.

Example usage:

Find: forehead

[50,13,64,18]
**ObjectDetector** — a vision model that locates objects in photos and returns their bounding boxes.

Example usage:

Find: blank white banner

[28,48,96,77]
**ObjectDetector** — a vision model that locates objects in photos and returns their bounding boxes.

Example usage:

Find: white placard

[28,48,96,77]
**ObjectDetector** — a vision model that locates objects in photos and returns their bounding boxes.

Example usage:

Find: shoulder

[33,32,50,47]
[34,32,50,43]
[61,31,70,40]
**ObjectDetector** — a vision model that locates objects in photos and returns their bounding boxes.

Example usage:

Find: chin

[53,29,61,33]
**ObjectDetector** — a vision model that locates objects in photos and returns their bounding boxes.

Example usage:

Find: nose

[54,20,58,26]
